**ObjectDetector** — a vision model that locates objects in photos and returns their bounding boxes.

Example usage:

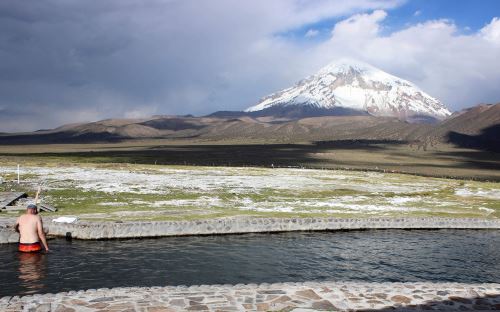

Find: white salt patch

[335,204,421,212]
[455,187,500,200]
[98,202,128,206]
[151,197,224,208]
[478,207,495,214]
[322,209,356,214]
[240,198,254,205]
[0,165,446,195]
[131,200,148,205]
[239,206,294,213]
[387,197,420,205]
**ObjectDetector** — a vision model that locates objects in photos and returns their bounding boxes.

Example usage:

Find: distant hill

[209,106,369,119]
[0,115,423,144]
[438,104,500,151]
[0,103,498,152]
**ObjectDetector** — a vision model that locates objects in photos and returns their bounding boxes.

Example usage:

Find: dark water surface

[0,230,499,297]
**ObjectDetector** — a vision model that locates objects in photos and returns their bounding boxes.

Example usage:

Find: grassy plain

[0,144,498,221]
[0,139,499,180]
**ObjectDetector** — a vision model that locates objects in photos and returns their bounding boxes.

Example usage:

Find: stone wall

[1,217,499,244]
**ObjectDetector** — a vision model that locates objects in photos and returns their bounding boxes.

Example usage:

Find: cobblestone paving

[2,282,500,311]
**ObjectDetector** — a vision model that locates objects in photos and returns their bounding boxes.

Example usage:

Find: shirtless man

[15,187,49,252]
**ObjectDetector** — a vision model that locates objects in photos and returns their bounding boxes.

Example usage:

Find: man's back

[17,214,42,244]
[16,187,49,252]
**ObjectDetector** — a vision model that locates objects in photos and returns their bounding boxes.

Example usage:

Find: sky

[1,0,500,132]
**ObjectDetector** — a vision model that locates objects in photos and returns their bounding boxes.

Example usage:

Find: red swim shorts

[18,242,42,252]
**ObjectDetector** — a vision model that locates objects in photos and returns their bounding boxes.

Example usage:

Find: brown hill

[437,103,500,151]
[0,104,499,151]
[430,104,500,137]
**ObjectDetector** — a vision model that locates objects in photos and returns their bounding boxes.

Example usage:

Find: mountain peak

[318,58,411,86]
[318,58,376,74]
[245,58,451,122]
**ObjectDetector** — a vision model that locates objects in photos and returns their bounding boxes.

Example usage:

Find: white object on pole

[17,164,20,184]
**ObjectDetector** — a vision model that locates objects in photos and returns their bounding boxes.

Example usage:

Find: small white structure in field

[53,216,79,224]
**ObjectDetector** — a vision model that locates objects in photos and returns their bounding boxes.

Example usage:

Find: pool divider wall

[1,217,499,243]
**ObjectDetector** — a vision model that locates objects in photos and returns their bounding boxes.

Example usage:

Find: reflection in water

[18,252,46,294]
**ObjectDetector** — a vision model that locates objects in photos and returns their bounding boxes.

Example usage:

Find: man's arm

[14,217,20,233]
[36,216,49,251]
[34,186,41,205]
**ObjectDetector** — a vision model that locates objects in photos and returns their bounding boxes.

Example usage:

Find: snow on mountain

[245,58,451,121]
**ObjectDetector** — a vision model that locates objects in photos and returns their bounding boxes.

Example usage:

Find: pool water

[0,230,499,297]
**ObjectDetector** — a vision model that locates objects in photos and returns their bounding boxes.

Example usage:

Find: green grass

[0,156,499,221]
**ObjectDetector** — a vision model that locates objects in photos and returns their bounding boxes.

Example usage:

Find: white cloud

[123,107,158,119]
[331,9,387,39]
[413,10,421,16]
[480,17,500,43]
[305,29,319,38]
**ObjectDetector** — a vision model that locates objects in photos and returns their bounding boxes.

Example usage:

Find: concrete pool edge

[2,281,499,311]
[1,216,499,243]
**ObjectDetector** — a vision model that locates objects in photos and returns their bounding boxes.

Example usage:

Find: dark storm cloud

[0,0,403,131]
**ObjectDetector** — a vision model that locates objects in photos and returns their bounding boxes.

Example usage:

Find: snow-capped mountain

[245,59,451,122]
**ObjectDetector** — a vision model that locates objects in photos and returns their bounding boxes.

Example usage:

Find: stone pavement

[2,282,500,311]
